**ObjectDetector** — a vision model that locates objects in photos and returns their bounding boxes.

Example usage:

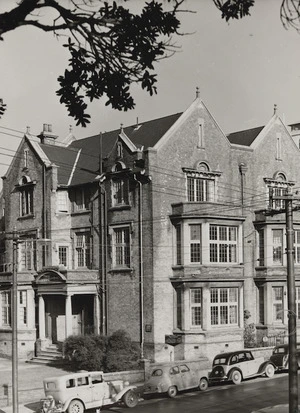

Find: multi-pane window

[72,188,90,212]
[20,187,34,216]
[59,246,68,267]
[57,190,69,212]
[191,288,202,326]
[75,233,91,268]
[112,179,129,206]
[175,225,182,265]
[190,224,201,263]
[258,286,265,324]
[257,229,265,266]
[1,291,11,326]
[112,227,130,267]
[19,238,36,271]
[187,177,213,202]
[272,229,283,265]
[272,287,284,322]
[210,288,238,326]
[295,231,300,264]
[209,225,237,263]
[19,290,27,326]
[176,288,182,329]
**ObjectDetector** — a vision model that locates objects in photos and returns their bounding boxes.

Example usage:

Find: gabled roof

[227,126,264,146]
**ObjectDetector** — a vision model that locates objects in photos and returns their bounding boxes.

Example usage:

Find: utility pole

[12,229,19,413]
[270,189,298,413]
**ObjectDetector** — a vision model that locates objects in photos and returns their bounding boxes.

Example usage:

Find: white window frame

[57,190,69,213]
[1,291,11,327]
[187,176,213,202]
[112,179,129,206]
[75,232,91,268]
[58,245,69,268]
[112,226,131,268]
[18,290,27,326]
[272,229,283,266]
[210,287,239,327]
[20,187,34,216]
[189,224,201,264]
[190,288,202,327]
[209,225,237,263]
[272,286,284,323]
[18,238,36,271]
[72,188,90,212]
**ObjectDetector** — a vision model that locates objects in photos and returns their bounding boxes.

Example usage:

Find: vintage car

[39,370,139,413]
[270,343,300,371]
[209,350,276,385]
[143,361,209,398]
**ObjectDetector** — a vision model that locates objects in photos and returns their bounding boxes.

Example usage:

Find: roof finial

[69,125,73,133]
[274,104,277,115]
[26,126,30,134]
[120,123,123,132]
[196,86,200,99]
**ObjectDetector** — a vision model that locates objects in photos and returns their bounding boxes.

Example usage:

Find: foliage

[104,330,141,372]
[212,0,254,22]
[64,334,107,371]
[0,99,6,118]
[244,322,256,348]
[64,330,140,372]
[0,0,184,127]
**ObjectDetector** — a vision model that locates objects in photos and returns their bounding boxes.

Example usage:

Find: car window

[91,374,103,384]
[245,352,253,361]
[77,376,89,386]
[273,347,287,354]
[230,355,238,364]
[151,369,163,377]
[66,379,75,388]
[180,365,190,373]
[213,357,227,365]
[169,366,180,375]
[45,382,56,391]
[238,353,246,362]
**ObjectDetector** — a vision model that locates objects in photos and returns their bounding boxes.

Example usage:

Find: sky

[1,0,300,183]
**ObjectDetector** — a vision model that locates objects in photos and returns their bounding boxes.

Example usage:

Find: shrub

[104,330,140,372]
[63,330,140,372]
[64,334,107,371]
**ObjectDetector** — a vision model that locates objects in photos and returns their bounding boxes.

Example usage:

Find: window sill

[109,267,133,273]
[109,205,131,212]
[18,214,34,220]
[71,209,91,216]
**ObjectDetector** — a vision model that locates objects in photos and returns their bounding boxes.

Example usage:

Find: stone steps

[26,344,65,366]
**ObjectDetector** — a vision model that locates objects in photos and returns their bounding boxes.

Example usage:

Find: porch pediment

[36,269,67,284]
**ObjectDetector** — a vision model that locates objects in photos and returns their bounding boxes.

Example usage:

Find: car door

[169,366,183,391]
[180,364,193,390]
[244,351,257,377]
[90,373,108,407]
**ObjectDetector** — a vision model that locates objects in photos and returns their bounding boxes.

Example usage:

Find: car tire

[123,390,139,408]
[199,377,208,391]
[265,363,275,378]
[231,370,242,385]
[167,385,178,398]
[67,399,84,413]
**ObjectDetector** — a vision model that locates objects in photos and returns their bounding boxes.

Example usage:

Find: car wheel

[167,385,178,398]
[231,370,242,385]
[67,399,84,413]
[123,390,139,408]
[265,363,275,378]
[199,377,208,391]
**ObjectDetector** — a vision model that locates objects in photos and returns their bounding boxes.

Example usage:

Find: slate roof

[227,126,264,147]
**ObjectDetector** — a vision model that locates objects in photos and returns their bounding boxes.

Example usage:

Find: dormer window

[17,175,35,217]
[265,173,294,211]
[184,163,220,203]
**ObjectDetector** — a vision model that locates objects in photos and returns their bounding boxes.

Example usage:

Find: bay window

[272,229,283,265]
[272,286,284,322]
[209,225,237,263]
[191,288,202,326]
[210,287,238,326]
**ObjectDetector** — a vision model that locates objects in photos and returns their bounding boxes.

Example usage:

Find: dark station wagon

[209,350,276,385]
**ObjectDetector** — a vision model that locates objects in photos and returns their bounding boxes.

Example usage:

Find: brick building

[1,96,300,362]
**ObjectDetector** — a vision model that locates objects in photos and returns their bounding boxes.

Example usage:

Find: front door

[45,296,65,343]
[72,314,82,335]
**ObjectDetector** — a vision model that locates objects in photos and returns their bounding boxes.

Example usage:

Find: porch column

[65,294,73,338]
[38,295,46,339]
[94,293,100,335]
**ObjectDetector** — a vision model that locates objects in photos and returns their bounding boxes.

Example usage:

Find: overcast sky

[1,0,300,182]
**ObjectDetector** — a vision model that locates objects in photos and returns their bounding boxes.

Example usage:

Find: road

[102,373,292,413]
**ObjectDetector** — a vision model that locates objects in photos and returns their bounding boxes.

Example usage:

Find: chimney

[38,123,58,145]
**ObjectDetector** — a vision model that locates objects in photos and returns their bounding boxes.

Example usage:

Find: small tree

[104,330,140,372]
[243,310,256,348]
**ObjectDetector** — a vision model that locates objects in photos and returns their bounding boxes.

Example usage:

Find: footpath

[0,357,71,413]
